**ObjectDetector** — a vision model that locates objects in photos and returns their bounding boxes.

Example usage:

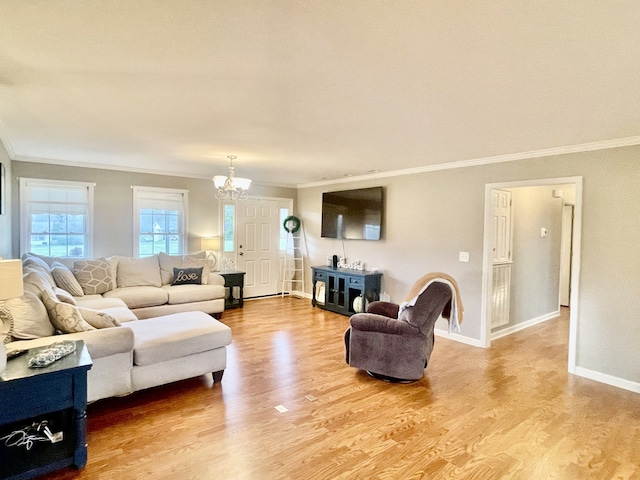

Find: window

[133,186,188,257]
[20,178,94,258]
[223,203,235,252]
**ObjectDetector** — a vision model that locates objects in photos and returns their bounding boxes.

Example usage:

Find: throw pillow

[51,261,84,297]
[76,307,121,329]
[22,270,54,293]
[41,288,95,334]
[172,267,203,285]
[116,255,162,288]
[159,251,209,285]
[179,253,210,285]
[53,287,77,305]
[73,258,114,295]
[4,291,56,340]
[22,259,56,288]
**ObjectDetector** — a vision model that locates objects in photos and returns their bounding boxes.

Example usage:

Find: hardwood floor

[44,298,639,479]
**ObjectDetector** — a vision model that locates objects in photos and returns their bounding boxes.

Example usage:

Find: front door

[235,198,290,298]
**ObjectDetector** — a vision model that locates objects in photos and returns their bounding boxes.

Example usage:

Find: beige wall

[297,146,640,385]
[10,161,295,259]
[507,185,563,328]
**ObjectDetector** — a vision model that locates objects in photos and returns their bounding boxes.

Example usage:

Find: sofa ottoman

[124,311,232,391]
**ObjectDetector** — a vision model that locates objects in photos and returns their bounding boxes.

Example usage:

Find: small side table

[0,341,92,480]
[218,271,245,309]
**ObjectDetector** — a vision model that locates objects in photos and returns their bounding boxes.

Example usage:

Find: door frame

[218,195,294,297]
[480,176,583,375]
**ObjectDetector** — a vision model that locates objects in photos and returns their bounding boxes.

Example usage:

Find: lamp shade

[0,259,23,301]
[201,236,221,251]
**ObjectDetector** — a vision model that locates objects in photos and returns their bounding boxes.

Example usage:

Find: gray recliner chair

[344,280,454,382]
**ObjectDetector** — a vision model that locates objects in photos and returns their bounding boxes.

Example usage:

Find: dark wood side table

[0,341,92,480]
[218,271,246,309]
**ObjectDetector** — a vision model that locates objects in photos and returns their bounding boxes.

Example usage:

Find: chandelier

[213,155,251,200]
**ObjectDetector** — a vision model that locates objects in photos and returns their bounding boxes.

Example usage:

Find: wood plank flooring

[44,297,640,479]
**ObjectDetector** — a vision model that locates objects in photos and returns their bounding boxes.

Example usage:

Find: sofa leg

[212,370,224,383]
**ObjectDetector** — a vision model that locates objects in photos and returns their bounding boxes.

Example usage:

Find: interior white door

[491,189,512,263]
[236,199,283,298]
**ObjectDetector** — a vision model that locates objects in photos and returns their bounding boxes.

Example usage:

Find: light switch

[459,252,470,262]
[540,227,548,237]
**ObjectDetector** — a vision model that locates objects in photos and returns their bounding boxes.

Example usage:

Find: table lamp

[201,236,221,269]
[0,259,24,374]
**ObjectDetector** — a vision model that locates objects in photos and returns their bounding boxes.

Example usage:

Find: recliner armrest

[366,301,400,318]
[350,313,420,336]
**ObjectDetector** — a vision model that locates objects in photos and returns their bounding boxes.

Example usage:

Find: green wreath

[283,215,301,233]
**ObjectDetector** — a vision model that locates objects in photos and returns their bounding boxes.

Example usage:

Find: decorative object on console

[213,155,252,200]
[0,259,24,374]
[221,257,236,272]
[337,259,365,271]
[201,236,221,269]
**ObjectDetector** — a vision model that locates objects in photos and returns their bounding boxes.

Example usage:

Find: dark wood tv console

[311,266,382,316]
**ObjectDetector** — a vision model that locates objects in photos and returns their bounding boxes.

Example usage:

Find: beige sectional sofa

[2,252,232,402]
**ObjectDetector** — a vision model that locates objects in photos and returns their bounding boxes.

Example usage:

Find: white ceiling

[1,1,639,187]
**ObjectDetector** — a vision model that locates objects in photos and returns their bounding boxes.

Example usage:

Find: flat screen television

[321,186,383,240]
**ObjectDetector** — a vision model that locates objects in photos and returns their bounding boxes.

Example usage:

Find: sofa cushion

[104,286,168,309]
[7,327,134,361]
[22,252,74,269]
[158,251,209,285]
[162,284,226,305]
[172,267,203,285]
[51,261,84,297]
[73,258,115,294]
[126,312,232,366]
[75,295,128,309]
[116,255,162,288]
[41,288,96,334]
[3,291,55,340]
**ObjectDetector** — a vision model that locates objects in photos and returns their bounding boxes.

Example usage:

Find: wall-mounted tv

[321,186,383,240]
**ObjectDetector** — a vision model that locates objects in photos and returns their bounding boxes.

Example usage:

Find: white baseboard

[574,366,640,394]
[280,290,311,299]
[434,328,483,348]
[491,310,560,341]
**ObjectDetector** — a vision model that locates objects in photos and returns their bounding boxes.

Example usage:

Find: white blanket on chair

[398,278,462,334]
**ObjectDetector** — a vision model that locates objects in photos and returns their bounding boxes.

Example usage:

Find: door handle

[239,252,244,256]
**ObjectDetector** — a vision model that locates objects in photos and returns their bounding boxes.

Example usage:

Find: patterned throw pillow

[73,258,114,295]
[76,307,120,329]
[172,267,203,285]
[41,288,95,334]
[51,261,84,297]
[3,291,55,340]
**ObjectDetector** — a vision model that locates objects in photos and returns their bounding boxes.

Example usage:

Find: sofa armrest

[207,272,225,286]
[349,313,420,337]
[366,301,400,318]
[7,326,135,360]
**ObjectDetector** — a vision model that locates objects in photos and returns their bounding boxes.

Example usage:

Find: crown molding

[297,135,640,189]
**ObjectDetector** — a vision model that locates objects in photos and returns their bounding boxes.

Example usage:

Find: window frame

[132,186,189,258]
[19,177,95,258]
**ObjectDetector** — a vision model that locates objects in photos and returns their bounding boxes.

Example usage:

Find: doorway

[481,177,582,375]
[222,197,293,298]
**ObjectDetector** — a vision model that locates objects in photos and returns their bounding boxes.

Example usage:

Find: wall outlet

[459,252,470,262]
